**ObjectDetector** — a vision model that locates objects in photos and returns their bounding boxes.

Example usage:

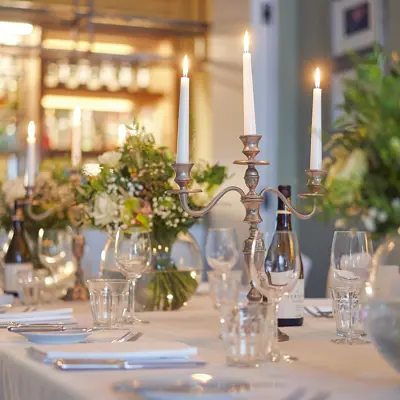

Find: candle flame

[244,31,249,53]
[315,67,320,88]
[118,124,126,145]
[27,121,35,138]
[73,107,81,126]
[183,55,188,77]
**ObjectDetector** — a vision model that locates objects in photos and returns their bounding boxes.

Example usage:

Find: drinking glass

[208,271,241,310]
[330,231,373,344]
[87,279,129,328]
[38,228,73,274]
[220,303,271,368]
[249,230,301,362]
[115,228,152,324]
[17,271,45,305]
[206,228,240,274]
[331,286,365,343]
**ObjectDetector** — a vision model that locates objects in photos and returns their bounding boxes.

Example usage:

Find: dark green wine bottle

[4,199,33,296]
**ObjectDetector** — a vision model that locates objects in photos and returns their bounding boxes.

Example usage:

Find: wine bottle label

[277,210,291,214]
[278,279,304,319]
[4,263,33,294]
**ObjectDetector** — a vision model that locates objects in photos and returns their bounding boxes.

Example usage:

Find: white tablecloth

[0,297,399,400]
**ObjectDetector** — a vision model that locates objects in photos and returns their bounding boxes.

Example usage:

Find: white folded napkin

[0,308,73,323]
[28,340,197,364]
[0,295,14,306]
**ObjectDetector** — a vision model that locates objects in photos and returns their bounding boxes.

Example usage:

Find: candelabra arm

[179,186,246,217]
[260,187,317,220]
[25,202,59,222]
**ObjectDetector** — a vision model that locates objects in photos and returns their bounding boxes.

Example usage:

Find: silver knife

[1,321,77,329]
[54,359,207,371]
[8,326,93,333]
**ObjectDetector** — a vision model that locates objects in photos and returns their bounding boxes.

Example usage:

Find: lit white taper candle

[243,31,257,135]
[310,68,322,170]
[118,124,127,147]
[71,107,82,168]
[176,55,189,163]
[26,121,36,187]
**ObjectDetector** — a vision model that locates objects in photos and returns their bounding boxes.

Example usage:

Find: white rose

[392,198,400,209]
[98,151,122,168]
[362,215,376,233]
[336,149,368,182]
[91,193,118,226]
[2,177,26,207]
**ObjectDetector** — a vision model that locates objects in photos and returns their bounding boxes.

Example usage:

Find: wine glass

[38,228,73,274]
[249,230,301,362]
[0,228,10,294]
[205,228,240,276]
[115,227,152,324]
[330,231,373,344]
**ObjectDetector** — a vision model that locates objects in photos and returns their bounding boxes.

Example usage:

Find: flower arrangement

[0,160,77,268]
[78,128,228,246]
[0,160,75,232]
[78,125,228,310]
[322,49,400,237]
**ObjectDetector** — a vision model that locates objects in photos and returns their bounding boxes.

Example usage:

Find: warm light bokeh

[315,67,320,89]
[73,107,82,127]
[183,55,189,77]
[244,31,249,53]
[27,121,35,140]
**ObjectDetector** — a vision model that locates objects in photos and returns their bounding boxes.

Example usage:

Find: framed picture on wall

[330,0,385,58]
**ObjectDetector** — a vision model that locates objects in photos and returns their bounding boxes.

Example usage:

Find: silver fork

[22,306,37,313]
[308,391,331,400]
[111,331,143,343]
[282,387,307,400]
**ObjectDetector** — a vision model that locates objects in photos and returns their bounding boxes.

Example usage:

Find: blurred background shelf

[43,86,164,103]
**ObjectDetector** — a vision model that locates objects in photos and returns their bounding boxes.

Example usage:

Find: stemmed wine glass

[205,228,240,276]
[38,228,73,274]
[249,230,301,362]
[115,227,152,324]
[330,231,373,344]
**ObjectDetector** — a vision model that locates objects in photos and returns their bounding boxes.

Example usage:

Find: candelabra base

[63,283,89,301]
[278,330,290,342]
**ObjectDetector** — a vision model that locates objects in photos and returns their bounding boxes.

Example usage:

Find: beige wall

[206,0,251,241]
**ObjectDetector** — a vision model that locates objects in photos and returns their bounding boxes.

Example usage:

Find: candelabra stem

[63,228,89,301]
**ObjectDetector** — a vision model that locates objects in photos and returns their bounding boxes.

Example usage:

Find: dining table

[0,295,399,400]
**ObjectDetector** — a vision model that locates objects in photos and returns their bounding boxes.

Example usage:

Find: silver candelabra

[167,134,326,302]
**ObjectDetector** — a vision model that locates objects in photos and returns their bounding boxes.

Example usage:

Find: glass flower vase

[135,232,203,311]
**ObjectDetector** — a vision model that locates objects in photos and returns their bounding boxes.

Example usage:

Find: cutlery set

[304,307,333,319]
[283,387,331,400]
[54,358,207,371]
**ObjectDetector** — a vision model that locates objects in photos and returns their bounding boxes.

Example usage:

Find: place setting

[0,5,400,400]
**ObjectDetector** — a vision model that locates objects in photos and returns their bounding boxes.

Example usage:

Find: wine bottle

[266,185,304,327]
[3,199,33,296]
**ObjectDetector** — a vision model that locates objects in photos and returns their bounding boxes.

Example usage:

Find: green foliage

[321,49,400,236]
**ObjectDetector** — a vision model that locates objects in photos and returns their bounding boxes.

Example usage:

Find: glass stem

[272,297,281,354]
[127,278,136,315]
[347,289,353,339]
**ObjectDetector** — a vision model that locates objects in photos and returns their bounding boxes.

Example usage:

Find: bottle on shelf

[3,199,33,296]
[265,184,304,327]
